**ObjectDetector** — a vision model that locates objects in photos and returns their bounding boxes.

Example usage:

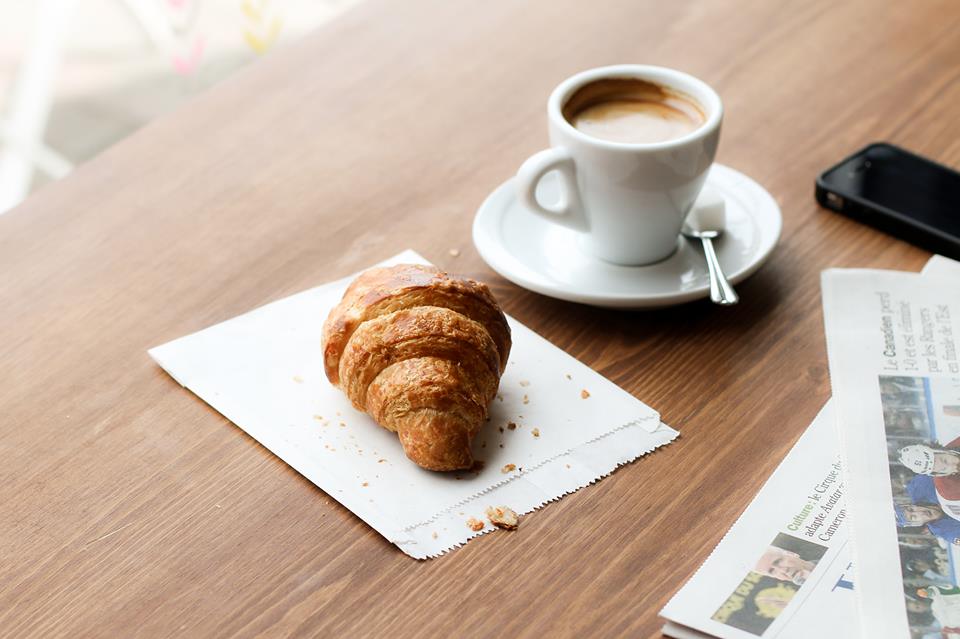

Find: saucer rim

[471,163,782,309]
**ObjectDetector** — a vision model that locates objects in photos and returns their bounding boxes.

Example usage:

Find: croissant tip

[404,445,474,472]
[413,458,474,472]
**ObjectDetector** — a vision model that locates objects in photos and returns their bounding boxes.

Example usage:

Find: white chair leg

[0,0,76,214]
[0,122,73,179]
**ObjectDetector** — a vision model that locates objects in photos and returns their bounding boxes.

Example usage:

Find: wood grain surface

[1,0,958,636]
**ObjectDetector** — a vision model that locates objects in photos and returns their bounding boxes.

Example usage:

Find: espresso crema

[563,79,706,144]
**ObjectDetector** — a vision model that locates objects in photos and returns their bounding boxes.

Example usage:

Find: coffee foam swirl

[563,79,706,144]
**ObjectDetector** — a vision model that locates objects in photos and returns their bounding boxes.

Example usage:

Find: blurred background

[0,0,360,215]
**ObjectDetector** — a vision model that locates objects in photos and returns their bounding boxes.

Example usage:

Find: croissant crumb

[466,517,484,532]
[486,506,519,530]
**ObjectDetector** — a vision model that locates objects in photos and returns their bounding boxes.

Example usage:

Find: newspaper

[660,403,857,639]
[823,257,960,638]
[661,256,960,639]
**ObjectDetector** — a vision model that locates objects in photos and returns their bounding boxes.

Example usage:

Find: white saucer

[472,164,782,309]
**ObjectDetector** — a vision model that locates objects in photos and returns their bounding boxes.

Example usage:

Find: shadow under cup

[528,65,723,266]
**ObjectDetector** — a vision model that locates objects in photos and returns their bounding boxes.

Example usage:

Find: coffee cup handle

[516,148,589,232]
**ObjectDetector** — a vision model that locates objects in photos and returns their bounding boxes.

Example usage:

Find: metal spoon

[682,187,739,306]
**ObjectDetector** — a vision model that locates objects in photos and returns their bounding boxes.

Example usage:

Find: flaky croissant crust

[321,264,511,470]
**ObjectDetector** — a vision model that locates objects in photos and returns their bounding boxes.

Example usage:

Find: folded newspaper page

[661,256,960,639]
[823,259,960,638]
[660,404,857,639]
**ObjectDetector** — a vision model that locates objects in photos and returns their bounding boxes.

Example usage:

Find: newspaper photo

[661,256,960,639]
[823,259,960,638]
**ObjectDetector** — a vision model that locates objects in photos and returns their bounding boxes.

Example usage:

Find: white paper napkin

[149,250,678,558]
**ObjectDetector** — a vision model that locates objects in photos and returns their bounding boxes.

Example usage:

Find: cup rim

[548,64,723,151]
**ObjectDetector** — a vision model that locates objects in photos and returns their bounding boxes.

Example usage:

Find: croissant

[322,264,511,471]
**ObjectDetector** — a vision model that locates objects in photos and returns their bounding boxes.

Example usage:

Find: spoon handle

[701,237,739,306]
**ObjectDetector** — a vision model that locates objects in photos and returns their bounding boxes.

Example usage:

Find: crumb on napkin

[466,517,484,532]
[581,389,590,399]
[507,421,517,431]
[532,428,540,438]
[501,463,516,473]
[486,506,519,531]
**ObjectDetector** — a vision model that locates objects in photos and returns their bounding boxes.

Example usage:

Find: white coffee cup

[516,65,723,265]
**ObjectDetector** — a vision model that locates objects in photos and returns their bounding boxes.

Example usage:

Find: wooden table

[2,0,957,636]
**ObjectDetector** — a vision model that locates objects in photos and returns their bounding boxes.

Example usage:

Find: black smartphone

[815,142,960,259]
